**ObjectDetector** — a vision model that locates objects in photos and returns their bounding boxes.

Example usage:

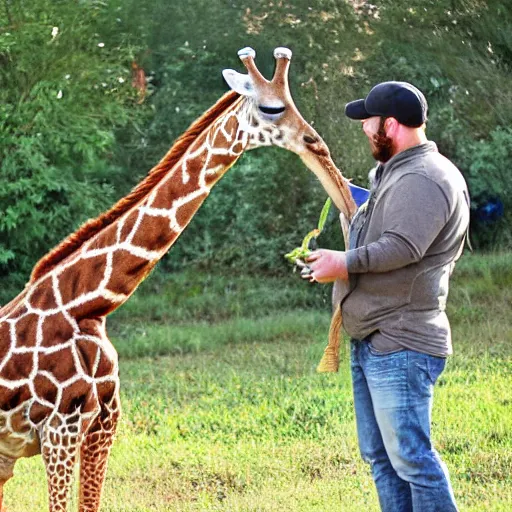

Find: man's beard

[371,118,395,162]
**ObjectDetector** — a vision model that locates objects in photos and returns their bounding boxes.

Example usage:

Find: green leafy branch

[284,197,331,264]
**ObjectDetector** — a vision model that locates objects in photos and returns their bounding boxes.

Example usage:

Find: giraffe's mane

[30,90,241,283]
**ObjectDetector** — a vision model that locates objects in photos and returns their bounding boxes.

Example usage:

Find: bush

[456,129,512,249]
[1,0,512,303]
[0,0,146,295]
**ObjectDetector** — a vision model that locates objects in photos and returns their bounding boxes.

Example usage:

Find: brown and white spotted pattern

[0,47,355,511]
[40,410,86,512]
[0,97,249,512]
[78,397,120,512]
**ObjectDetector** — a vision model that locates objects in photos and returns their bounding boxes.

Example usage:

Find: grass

[4,252,512,511]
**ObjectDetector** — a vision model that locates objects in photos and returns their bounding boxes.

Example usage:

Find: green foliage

[0,0,146,290]
[463,129,512,199]
[284,197,332,264]
[456,129,512,248]
[1,0,512,298]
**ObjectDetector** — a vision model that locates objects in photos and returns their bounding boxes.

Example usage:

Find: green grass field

[4,253,512,511]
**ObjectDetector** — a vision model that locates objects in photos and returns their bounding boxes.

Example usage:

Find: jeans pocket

[367,341,386,356]
[426,355,446,384]
[412,353,446,387]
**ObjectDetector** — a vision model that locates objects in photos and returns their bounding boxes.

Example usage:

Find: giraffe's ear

[222,69,257,97]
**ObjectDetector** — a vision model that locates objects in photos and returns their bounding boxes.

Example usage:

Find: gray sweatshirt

[341,141,470,357]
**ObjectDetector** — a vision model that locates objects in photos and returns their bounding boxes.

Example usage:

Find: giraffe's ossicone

[0,47,355,511]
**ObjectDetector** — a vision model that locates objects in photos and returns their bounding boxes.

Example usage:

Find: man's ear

[384,117,399,137]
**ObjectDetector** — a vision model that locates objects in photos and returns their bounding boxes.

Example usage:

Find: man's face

[361,116,395,163]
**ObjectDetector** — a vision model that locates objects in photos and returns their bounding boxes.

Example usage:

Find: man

[305,82,469,512]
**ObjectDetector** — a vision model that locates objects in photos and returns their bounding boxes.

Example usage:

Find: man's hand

[303,249,349,283]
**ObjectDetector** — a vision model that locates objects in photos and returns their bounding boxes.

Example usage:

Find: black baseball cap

[345,81,428,127]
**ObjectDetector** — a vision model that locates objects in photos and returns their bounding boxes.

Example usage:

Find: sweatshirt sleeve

[346,173,450,273]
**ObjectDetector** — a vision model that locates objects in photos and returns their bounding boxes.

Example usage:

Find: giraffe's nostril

[303,134,318,144]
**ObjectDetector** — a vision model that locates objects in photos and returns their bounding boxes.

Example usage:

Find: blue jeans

[351,340,458,512]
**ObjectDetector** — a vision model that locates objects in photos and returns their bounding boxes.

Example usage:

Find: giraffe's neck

[22,99,251,320]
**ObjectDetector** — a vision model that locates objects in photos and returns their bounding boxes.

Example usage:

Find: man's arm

[346,173,450,273]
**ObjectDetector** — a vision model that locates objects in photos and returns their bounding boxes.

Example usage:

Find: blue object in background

[475,197,504,223]
[349,183,370,207]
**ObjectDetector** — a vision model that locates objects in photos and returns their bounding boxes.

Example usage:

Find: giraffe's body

[0,48,355,511]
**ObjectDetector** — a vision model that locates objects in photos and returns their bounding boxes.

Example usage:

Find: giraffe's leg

[40,411,83,512]
[0,454,16,512]
[79,394,120,512]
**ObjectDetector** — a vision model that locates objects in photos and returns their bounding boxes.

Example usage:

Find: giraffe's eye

[257,105,286,123]
[258,105,286,115]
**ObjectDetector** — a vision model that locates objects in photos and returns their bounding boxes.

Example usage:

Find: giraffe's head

[223,47,355,217]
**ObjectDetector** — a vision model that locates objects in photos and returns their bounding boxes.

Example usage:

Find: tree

[0,0,145,296]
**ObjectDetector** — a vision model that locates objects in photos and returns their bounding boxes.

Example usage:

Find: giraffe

[0,47,355,511]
